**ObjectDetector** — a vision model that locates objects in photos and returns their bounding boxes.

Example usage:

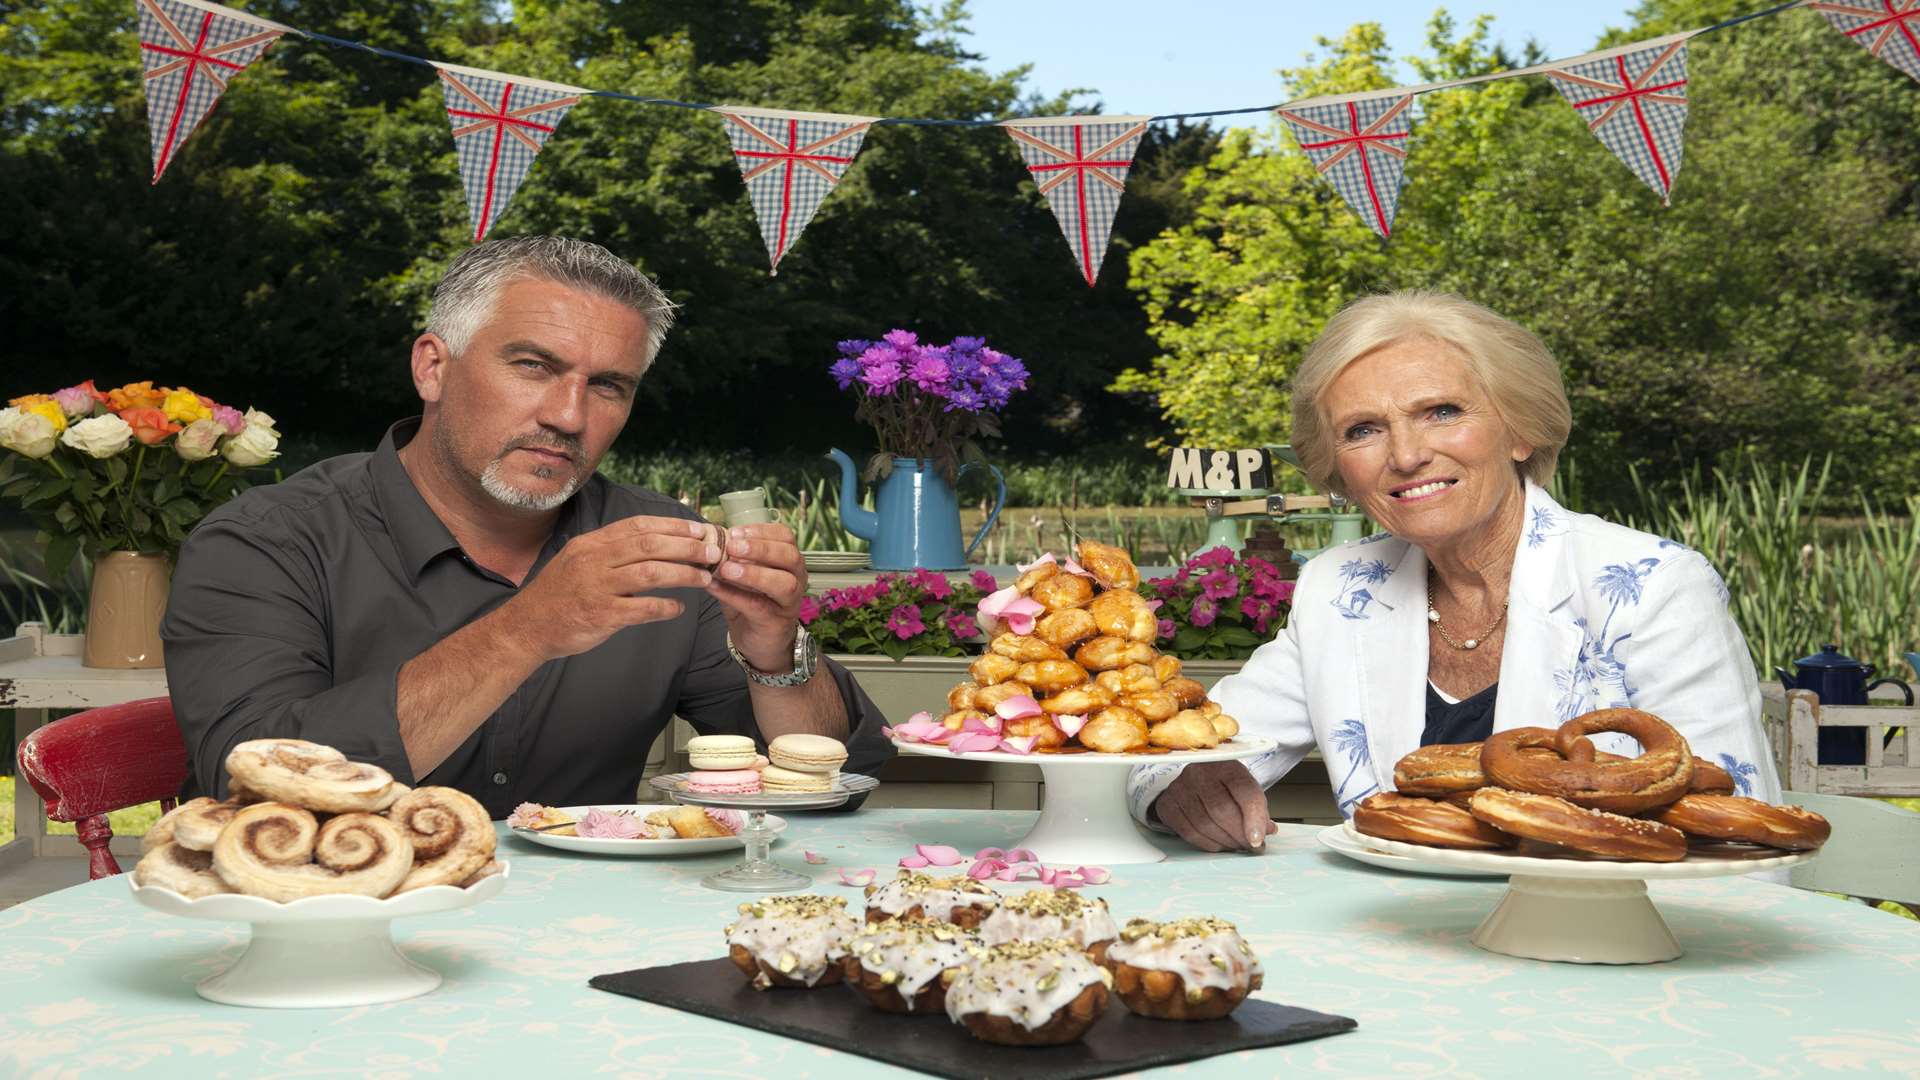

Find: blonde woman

[1130,290,1780,852]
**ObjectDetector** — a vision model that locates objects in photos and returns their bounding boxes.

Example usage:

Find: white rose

[222,424,280,467]
[60,414,134,459]
[0,406,59,460]
[174,418,224,462]
[242,408,279,437]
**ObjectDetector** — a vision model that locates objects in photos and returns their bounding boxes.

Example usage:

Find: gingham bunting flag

[1003,116,1150,286]
[715,107,876,272]
[435,63,585,243]
[1278,94,1414,239]
[137,0,287,183]
[1810,2,1920,83]
[1547,37,1693,205]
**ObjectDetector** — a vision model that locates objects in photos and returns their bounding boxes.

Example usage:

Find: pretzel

[1392,743,1487,796]
[1481,710,1693,814]
[1688,758,1737,795]
[1353,792,1515,849]
[1649,794,1831,850]
[1468,788,1687,861]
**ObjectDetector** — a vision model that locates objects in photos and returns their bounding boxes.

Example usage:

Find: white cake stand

[1345,823,1821,964]
[650,772,879,892]
[893,737,1276,866]
[129,864,509,1007]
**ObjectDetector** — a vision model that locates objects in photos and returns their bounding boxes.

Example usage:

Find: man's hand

[1153,761,1279,853]
[507,515,717,663]
[707,522,807,672]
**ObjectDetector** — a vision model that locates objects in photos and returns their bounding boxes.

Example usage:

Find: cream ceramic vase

[83,551,170,669]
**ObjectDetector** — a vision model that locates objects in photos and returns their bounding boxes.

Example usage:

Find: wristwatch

[727,624,820,688]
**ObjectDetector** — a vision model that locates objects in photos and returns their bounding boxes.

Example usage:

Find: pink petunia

[1191,597,1217,628]
[945,612,981,639]
[970,570,998,592]
[798,596,821,625]
[886,603,926,639]
[1157,618,1176,640]
[1200,569,1240,601]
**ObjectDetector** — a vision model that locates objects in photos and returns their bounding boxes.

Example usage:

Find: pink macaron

[686,769,762,795]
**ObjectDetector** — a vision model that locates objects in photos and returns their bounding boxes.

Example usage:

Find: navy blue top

[1422,681,1499,746]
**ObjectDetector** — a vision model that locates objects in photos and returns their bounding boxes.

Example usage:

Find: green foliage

[1117,6,1920,510]
[801,570,992,660]
[1143,546,1295,660]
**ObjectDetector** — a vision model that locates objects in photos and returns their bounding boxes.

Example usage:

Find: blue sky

[953,2,1642,124]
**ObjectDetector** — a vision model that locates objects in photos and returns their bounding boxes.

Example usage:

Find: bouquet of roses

[0,380,281,576]
[829,331,1029,486]
[1145,547,1296,660]
[800,568,999,661]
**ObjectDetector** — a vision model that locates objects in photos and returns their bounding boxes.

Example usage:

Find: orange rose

[117,407,182,445]
[76,379,111,405]
[8,393,55,408]
[108,381,167,411]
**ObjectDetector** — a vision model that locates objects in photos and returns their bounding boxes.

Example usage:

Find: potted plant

[1144,547,1295,661]
[803,568,999,723]
[0,380,281,668]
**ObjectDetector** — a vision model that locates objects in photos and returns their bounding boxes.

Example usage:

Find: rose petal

[906,710,936,726]
[803,851,828,865]
[975,847,1007,861]
[993,867,1021,882]
[1144,598,1164,612]
[918,726,955,744]
[994,695,1043,721]
[947,732,1004,755]
[1076,866,1112,884]
[1052,872,1086,889]
[1036,867,1057,886]
[838,868,876,887]
[962,714,1002,735]
[1016,553,1058,574]
[1005,848,1040,864]
[976,585,1024,618]
[1055,713,1087,738]
[1062,557,1094,578]
[898,855,931,868]
[967,858,1007,879]
[1006,612,1036,635]
[999,735,1037,755]
[916,844,963,866]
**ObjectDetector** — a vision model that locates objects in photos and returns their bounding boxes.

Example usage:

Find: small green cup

[718,487,775,526]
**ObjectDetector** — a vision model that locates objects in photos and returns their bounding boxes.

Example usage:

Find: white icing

[864,872,1001,922]
[725,897,859,988]
[1106,926,1261,993]
[977,891,1118,951]
[846,922,986,1008]
[944,941,1111,1031]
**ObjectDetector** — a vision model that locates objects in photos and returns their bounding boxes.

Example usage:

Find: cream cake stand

[893,737,1276,865]
[1345,822,1820,964]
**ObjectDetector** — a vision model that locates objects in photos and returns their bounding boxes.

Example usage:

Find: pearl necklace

[1426,572,1508,651]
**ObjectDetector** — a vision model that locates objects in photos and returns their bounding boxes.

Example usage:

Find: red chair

[16,697,190,879]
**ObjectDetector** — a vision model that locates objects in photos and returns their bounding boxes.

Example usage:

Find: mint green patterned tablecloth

[2,811,1916,1078]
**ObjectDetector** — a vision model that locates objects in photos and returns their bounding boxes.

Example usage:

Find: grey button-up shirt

[161,418,894,818]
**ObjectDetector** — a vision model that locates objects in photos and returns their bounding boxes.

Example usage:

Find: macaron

[688,734,759,771]
[768,733,849,775]
[686,769,762,795]
[760,764,833,794]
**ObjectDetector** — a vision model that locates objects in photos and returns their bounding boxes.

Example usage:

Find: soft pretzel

[1468,788,1687,862]
[1353,792,1514,849]
[1393,743,1487,797]
[226,738,399,813]
[1649,794,1830,850]
[386,786,496,892]
[212,802,414,901]
[1688,758,1737,795]
[1481,710,1693,814]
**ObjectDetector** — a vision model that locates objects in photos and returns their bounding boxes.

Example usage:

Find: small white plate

[1317,823,1509,878]
[509,804,784,856]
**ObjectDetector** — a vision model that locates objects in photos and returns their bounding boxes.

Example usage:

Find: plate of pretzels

[1346,708,1831,865]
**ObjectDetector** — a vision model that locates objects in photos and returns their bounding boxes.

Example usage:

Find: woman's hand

[1153,761,1279,852]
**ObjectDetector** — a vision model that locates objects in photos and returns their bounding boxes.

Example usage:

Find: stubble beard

[434,420,584,512]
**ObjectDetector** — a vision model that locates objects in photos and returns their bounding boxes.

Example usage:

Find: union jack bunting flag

[1003,116,1150,286]
[1277,93,1414,239]
[1810,1,1920,82]
[715,107,876,272]
[137,0,287,183]
[1547,37,1693,205]
[435,64,585,243]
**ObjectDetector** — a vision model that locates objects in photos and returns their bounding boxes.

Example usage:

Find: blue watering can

[1908,652,1920,682]
[826,449,1006,571]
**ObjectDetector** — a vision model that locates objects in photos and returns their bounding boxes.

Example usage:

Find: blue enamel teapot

[1775,643,1915,764]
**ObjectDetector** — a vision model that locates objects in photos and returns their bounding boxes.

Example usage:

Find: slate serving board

[590,958,1357,1080]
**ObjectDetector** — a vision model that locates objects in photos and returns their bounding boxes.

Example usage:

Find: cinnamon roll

[133,842,234,898]
[212,802,414,901]
[225,738,399,813]
[385,786,496,892]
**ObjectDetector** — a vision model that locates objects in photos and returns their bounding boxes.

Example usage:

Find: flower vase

[828,452,1007,570]
[82,551,170,669]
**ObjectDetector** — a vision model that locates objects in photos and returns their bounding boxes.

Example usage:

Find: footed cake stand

[893,737,1277,865]
[651,772,879,892]
[1344,822,1820,964]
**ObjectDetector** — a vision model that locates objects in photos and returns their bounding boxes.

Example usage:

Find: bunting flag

[1547,37,1693,205]
[1277,93,1415,239]
[1003,116,1150,286]
[1810,2,1920,82]
[714,107,876,272]
[137,0,287,184]
[434,63,585,243]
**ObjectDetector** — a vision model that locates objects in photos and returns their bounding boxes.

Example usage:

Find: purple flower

[861,361,905,396]
[1191,597,1217,628]
[1200,569,1239,601]
[799,596,821,625]
[836,338,873,359]
[950,336,986,353]
[908,355,952,394]
[1157,617,1176,640]
[910,569,953,600]
[946,612,981,639]
[829,357,862,390]
[970,570,998,591]
[943,385,986,413]
[882,329,920,350]
[886,603,926,639]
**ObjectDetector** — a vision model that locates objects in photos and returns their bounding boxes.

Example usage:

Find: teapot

[1775,643,1915,766]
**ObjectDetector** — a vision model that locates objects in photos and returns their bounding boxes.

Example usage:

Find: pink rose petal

[1016,553,1058,574]
[994,695,1042,721]
[1000,735,1037,755]
[916,844,963,866]
[1006,612,1036,635]
[967,858,1007,879]
[1055,713,1087,738]
[1062,557,1094,578]
[947,732,1003,755]
[898,854,931,868]
[1006,848,1040,864]
[1076,866,1112,884]
[1052,872,1086,888]
[1144,598,1164,612]
[906,710,936,725]
[1036,867,1057,885]
[838,868,876,887]
[803,851,828,865]
[975,847,1007,861]
[962,714,1002,735]
[993,867,1021,882]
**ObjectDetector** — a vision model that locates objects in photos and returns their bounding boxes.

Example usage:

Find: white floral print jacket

[1128,480,1781,825]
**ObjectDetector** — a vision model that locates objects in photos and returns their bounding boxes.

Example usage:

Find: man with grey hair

[162,236,893,815]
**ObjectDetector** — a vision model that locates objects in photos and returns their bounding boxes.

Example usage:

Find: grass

[0,776,164,845]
